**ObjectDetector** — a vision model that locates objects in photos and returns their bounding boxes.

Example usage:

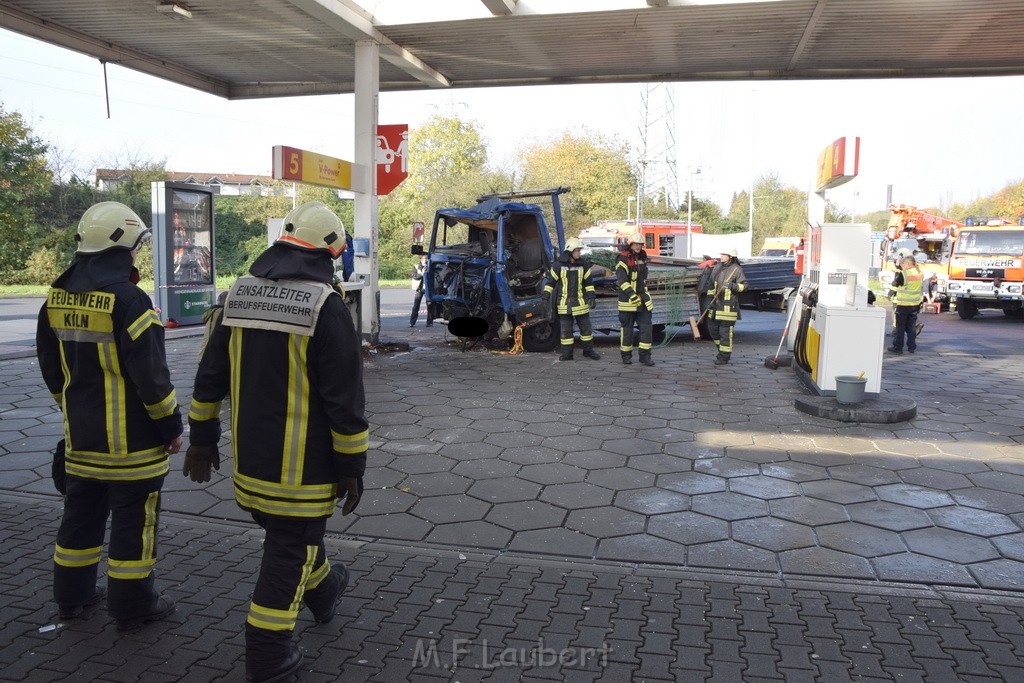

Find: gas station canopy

[2,0,1024,100]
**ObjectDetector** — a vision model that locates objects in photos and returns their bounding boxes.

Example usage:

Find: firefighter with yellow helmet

[616,233,656,366]
[706,247,749,365]
[36,201,183,630]
[544,237,601,360]
[185,201,369,682]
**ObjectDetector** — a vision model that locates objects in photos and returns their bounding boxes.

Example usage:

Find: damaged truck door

[411,188,570,352]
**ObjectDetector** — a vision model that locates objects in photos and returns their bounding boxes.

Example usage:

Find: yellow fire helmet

[75,201,151,254]
[564,237,584,252]
[276,201,347,258]
[627,232,644,245]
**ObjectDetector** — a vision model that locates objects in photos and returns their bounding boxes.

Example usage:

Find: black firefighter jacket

[615,249,655,312]
[706,261,749,322]
[36,249,182,482]
[188,246,369,519]
[545,252,596,316]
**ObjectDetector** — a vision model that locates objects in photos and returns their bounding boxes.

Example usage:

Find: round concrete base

[794,396,917,423]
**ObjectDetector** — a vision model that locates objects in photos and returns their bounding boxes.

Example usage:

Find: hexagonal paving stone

[928,507,1020,536]
[801,480,876,505]
[903,527,1000,563]
[410,495,491,524]
[453,459,521,480]
[428,427,490,445]
[566,507,646,537]
[691,492,768,521]
[540,482,615,509]
[597,534,685,564]
[872,552,975,586]
[816,522,907,558]
[348,513,432,541]
[486,500,567,531]
[664,442,725,460]
[518,463,586,485]
[585,467,656,490]
[723,446,790,465]
[694,457,760,478]
[563,450,628,470]
[398,472,473,497]
[688,540,778,572]
[992,534,1024,561]
[614,488,690,515]
[356,488,417,515]
[760,462,829,483]
[439,442,504,461]
[509,528,598,558]
[846,501,932,532]
[499,446,562,466]
[424,521,513,549]
[418,414,474,430]
[950,488,1024,515]
[648,511,729,545]
[483,431,545,449]
[363,467,406,490]
[635,428,697,445]
[969,559,1024,591]
[628,453,691,475]
[521,421,580,438]
[613,416,668,431]
[899,467,973,491]
[828,464,901,486]
[876,484,955,509]
[968,470,1024,495]
[770,497,849,526]
[602,438,661,457]
[779,546,875,579]
[467,477,541,503]
[729,475,801,500]
[389,454,456,475]
[658,471,727,496]
[731,518,816,552]
[790,450,857,468]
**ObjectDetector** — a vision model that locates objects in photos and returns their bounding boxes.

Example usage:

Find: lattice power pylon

[636,83,680,213]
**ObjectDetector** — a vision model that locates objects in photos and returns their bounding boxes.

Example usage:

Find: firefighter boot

[559,349,574,361]
[714,352,731,366]
[304,564,349,625]
[621,352,633,365]
[639,351,655,367]
[58,584,106,620]
[582,344,601,360]
[246,625,304,683]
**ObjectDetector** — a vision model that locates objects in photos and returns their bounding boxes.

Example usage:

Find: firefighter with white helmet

[616,232,656,366]
[186,201,368,681]
[36,201,182,630]
[544,236,600,360]
[706,247,749,365]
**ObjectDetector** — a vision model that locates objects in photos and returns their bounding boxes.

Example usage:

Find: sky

[3,24,1024,218]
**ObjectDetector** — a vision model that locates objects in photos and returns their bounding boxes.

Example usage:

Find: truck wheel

[957,300,978,320]
[522,321,559,352]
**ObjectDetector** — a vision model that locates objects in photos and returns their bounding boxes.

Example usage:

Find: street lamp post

[687,167,701,229]
[627,195,636,222]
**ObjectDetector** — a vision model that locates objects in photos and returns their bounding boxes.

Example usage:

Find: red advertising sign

[376,124,408,195]
[815,136,860,192]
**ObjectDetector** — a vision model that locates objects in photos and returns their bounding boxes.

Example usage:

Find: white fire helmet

[276,201,347,258]
[75,202,151,254]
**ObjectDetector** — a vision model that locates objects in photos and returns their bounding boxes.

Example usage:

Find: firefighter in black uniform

[184,201,369,683]
[616,232,656,366]
[545,237,600,361]
[36,201,182,630]
[706,247,749,365]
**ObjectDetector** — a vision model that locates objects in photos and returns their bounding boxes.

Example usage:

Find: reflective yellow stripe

[229,328,244,478]
[142,490,158,562]
[283,336,310,487]
[290,546,317,614]
[620,327,632,352]
[234,487,337,518]
[98,342,128,454]
[247,601,299,631]
[127,309,163,341]
[66,446,166,466]
[234,471,336,500]
[144,390,178,420]
[188,399,223,422]
[108,557,156,580]
[54,544,102,567]
[331,428,369,455]
[65,458,169,481]
[306,560,331,590]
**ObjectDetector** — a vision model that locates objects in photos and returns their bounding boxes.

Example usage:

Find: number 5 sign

[376,124,408,196]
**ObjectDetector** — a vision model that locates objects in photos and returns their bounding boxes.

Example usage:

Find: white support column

[354,39,380,343]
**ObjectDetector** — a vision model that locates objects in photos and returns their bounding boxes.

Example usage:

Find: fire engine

[878,205,960,300]
[579,219,702,256]
[946,218,1024,319]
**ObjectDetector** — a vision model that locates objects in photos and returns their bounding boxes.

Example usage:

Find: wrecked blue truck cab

[412,188,569,352]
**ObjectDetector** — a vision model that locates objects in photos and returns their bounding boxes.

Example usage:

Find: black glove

[339,477,364,516]
[52,438,67,496]
[585,293,597,308]
[887,289,896,299]
[728,282,739,293]
[182,444,220,483]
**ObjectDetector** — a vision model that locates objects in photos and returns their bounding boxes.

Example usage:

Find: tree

[0,105,52,274]
[726,174,808,248]
[517,129,636,231]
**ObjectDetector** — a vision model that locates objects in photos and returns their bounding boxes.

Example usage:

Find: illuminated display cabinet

[151,182,217,326]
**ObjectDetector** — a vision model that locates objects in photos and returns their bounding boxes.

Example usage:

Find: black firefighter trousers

[245,512,336,674]
[53,475,164,618]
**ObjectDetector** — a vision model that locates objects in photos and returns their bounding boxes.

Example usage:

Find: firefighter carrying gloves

[707,248,749,366]
[545,237,600,361]
[889,255,924,355]
[186,201,369,683]
[36,201,182,631]
[616,233,656,366]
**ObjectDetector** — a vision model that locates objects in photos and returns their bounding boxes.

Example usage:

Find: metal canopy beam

[481,0,517,15]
